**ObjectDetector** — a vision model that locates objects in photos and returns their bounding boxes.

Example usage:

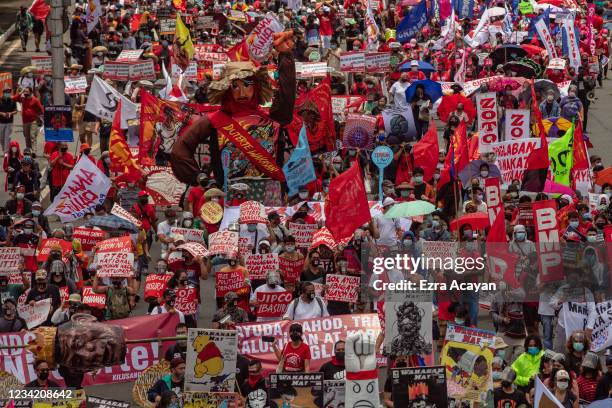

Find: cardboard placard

[128,60,156,81]
[245,253,280,280]
[81,286,107,309]
[170,227,206,243]
[296,62,330,78]
[177,242,209,259]
[96,235,133,253]
[504,109,530,140]
[111,203,142,227]
[0,247,22,274]
[31,56,52,75]
[278,257,304,283]
[144,273,173,301]
[103,61,131,81]
[64,76,88,94]
[96,251,135,277]
[365,52,391,72]
[44,105,73,142]
[288,222,318,248]
[160,18,176,34]
[172,61,198,81]
[199,201,224,224]
[256,291,293,318]
[116,49,144,62]
[340,52,366,72]
[215,270,247,298]
[208,230,239,257]
[174,287,198,315]
[324,274,359,303]
[73,227,107,252]
[239,201,267,224]
[36,238,73,262]
[17,298,51,329]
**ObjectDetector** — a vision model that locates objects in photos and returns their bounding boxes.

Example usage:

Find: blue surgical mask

[414,176,423,184]
[492,371,502,381]
[32,210,40,217]
[569,221,579,229]
[455,318,465,325]
[515,232,526,241]
[573,342,584,352]
[527,346,540,356]
[247,224,257,233]
[583,213,592,221]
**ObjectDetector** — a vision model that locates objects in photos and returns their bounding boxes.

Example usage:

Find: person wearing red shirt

[317,6,335,50]
[131,190,158,247]
[273,323,311,372]
[227,183,249,206]
[49,142,75,201]
[13,88,43,151]
[407,61,426,83]
[186,173,210,214]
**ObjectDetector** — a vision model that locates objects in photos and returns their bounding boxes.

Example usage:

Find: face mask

[3,92,10,98]
[269,283,276,289]
[299,192,308,199]
[285,245,295,253]
[400,190,410,197]
[569,221,579,229]
[183,220,193,227]
[26,73,33,78]
[547,95,554,102]
[583,213,592,221]
[515,232,526,241]
[83,149,91,155]
[61,147,68,152]
[210,197,220,203]
[307,293,315,300]
[32,210,40,217]
[414,176,423,184]
[247,224,257,233]
[569,92,576,98]
[38,371,49,380]
[596,222,606,229]
[335,351,345,361]
[311,259,320,267]
[290,333,302,342]
[16,193,24,200]
[587,236,597,243]
[179,278,187,285]
[11,147,17,153]
[475,194,483,201]
[463,230,473,239]
[24,228,33,235]
[557,380,568,390]
[228,260,237,267]
[527,346,540,356]
[501,380,512,388]
[455,318,465,325]
[573,342,584,352]
[480,171,489,178]
[492,371,502,381]
[157,265,167,274]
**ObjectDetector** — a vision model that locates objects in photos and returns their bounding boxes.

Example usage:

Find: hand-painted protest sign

[562,301,612,352]
[0,248,22,274]
[116,49,144,62]
[382,107,417,144]
[246,253,280,280]
[279,257,305,283]
[208,230,239,257]
[96,235,132,253]
[86,396,131,408]
[17,298,51,329]
[182,392,238,408]
[175,287,198,315]
[103,61,131,81]
[239,201,268,224]
[185,328,237,392]
[491,138,541,185]
[236,314,381,373]
[325,274,359,303]
[340,52,366,72]
[82,287,107,309]
[36,238,72,262]
[256,291,293,318]
[216,270,247,298]
[477,92,499,152]
[504,109,530,140]
[44,157,111,222]
[44,105,73,142]
[110,203,142,227]
[172,61,198,82]
[200,201,224,225]
[441,324,496,402]
[177,242,209,259]
[245,13,285,63]
[365,52,391,72]
[532,199,563,283]
[64,76,87,94]
[343,114,376,150]
[144,273,173,301]
[170,227,206,243]
[159,18,176,34]
[269,373,324,407]
[143,166,186,206]
[73,227,107,252]
[295,62,330,78]
[289,222,319,248]
[384,291,434,365]
[391,366,447,406]
[96,251,135,277]
[31,56,52,74]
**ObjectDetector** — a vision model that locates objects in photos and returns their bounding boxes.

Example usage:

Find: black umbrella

[490,44,528,66]
[503,61,537,79]
[535,79,560,100]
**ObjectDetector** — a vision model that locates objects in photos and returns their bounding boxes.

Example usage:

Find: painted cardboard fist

[272,31,294,53]
[345,331,381,408]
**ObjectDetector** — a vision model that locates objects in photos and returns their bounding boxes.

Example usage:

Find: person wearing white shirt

[157,208,180,259]
[251,271,287,322]
[372,197,402,248]
[283,282,329,320]
[389,73,410,108]
[239,223,273,255]
[150,288,186,324]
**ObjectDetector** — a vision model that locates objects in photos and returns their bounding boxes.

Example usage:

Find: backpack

[106,287,131,320]
[288,296,324,320]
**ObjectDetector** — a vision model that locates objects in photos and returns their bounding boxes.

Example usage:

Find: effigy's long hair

[389,300,432,359]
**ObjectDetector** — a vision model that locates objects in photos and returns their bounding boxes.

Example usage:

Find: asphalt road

[1,24,612,405]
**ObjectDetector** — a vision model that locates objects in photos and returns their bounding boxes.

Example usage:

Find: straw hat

[92,45,108,53]
[20,66,38,75]
[204,188,226,199]
[142,52,159,62]
[207,61,272,105]
[67,64,83,71]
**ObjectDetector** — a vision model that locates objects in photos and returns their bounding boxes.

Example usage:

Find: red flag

[438,120,469,189]
[572,120,588,170]
[395,150,413,185]
[413,120,439,182]
[325,161,371,241]
[30,0,50,21]
[522,80,551,192]
[109,103,142,183]
[486,209,508,244]
[227,40,258,65]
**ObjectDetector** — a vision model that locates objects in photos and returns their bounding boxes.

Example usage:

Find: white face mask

[299,192,308,199]
[557,380,568,390]
[16,193,24,200]
[11,147,17,153]
[183,220,193,228]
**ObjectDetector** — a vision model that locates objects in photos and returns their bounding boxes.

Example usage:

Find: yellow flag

[175,14,194,61]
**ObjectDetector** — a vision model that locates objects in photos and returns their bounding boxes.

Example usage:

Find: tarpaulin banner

[491,138,541,184]
[339,52,366,72]
[256,291,293,318]
[562,13,581,70]
[236,314,381,373]
[476,92,499,152]
[245,13,285,63]
[535,15,557,59]
[0,313,179,386]
[73,227,107,252]
[43,157,111,222]
[532,199,563,283]
[562,301,612,352]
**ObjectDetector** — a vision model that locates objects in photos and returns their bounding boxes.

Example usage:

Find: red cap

[80,143,90,152]
[137,190,148,197]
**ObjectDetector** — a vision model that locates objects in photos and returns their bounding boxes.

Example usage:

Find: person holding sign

[212,292,249,329]
[250,270,286,322]
[150,289,186,324]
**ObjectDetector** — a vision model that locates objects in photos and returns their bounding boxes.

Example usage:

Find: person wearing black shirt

[25,269,61,327]
[0,88,17,154]
[164,323,188,362]
[0,299,27,333]
[147,357,185,404]
[25,360,60,388]
[493,367,528,408]
[241,360,271,408]
[319,340,345,380]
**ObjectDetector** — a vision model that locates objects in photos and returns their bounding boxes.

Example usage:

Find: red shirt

[282,341,311,372]
[14,94,43,123]
[131,203,157,231]
[407,71,426,83]
[318,13,334,36]
[576,375,598,403]
[49,151,75,187]
[188,186,205,214]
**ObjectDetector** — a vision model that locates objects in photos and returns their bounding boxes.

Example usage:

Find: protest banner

[143,166,186,206]
[96,235,132,253]
[382,107,417,143]
[216,270,248,298]
[269,373,324,408]
[562,301,612,352]
[325,274,359,303]
[532,199,563,283]
[170,227,206,243]
[80,286,106,310]
[86,396,131,408]
[504,109,530,140]
[116,49,144,62]
[174,287,198,315]
[278,257,305,283]
[547,58,566,70]
[343,114,376,150]
[185,328,237,392]
[129,60,156,81]
[177,242,209,259]
[236,314,381,373]
[0,248,21,274]
[44,105,73,142]
[441,324,495,402]
[365,52,391,72]
[85,76,138,128]
[172,61,198,82]
[324,379,346,405]
[182,392,239,408]
[256,291,292,318]
[283,125,316,196]
[110,203,142,227]
[31,56,52,74]
[491,138,541,185]
[159,18,176,34]
[340,52,366,72]
[96,252,135,278]
[421,241,458,262]
[208,230,239,257]
[331,95,366,117]
[295,62,330,78]
[239,201,268,224]
[72,227,107,252]
[103,61,130,81]
[193,48,228,62]
[245,253,280,280]
[63,76,87,94]
[484,177,503,224]
[0,73,11,94]
[245,13,284,63]
[391,366,447,407]
[289,222,319,248]
[144,273,173,301]
[36,238,73,262]
[43,157,111,222]
[17,298,51,329]
[384,291,434,365]
[476,92,499,152]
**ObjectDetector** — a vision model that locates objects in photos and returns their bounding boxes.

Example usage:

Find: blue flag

[453,0,475,20]
[283,125,316,196]
[511,0,519,19]
[396,0,430,43]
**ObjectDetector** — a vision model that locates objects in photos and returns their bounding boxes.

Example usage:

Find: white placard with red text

[504,109,530,140]
[245,253,280,280]
[325,274,359,303]
[96,251,135,277]
[17,298,51,329]
[476,92,499,153]
[64,76,88,94]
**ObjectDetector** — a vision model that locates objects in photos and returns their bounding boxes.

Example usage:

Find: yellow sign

[200,201,224,224]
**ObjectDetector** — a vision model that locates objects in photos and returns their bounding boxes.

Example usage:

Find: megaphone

[587,90,597,102]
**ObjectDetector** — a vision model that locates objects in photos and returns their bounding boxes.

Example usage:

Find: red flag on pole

[413,120,439,182]
[522,80,551,192]
[109,103,142,183]
[572,120,589,171]
[325,161,371,241]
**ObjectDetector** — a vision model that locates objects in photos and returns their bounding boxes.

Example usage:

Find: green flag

[548,120,574,186]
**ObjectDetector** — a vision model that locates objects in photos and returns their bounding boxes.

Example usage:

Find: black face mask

[38,371,49,381]
[166,299,175,307]
[61,147,68,152]
[396,361,407,368]
[228,300,236,308]
[335,351,345,361]
[501,380,512,388]
[179,279,187,284]
[139,198,148,205]
[306,293,315,301]
[83,149,91,155]
[311,259,320,267]
[112,281,122,287]
[290,333,302,342]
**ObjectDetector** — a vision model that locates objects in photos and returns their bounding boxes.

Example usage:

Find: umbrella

[449,212,490,231]
[595,167,612,187]
[485,76,525,92]
[437,94,477,123]
[543,179,575,195]
[384,200,436,219]
[503,61,537,79]
[398,60,436,73]
[458,160,502,186]
[405,79,443,103]
[85,215,139,233]
[534,79,560,100]
[539,116,572,138]
[521,44,545,56]
[490,45,528,66]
